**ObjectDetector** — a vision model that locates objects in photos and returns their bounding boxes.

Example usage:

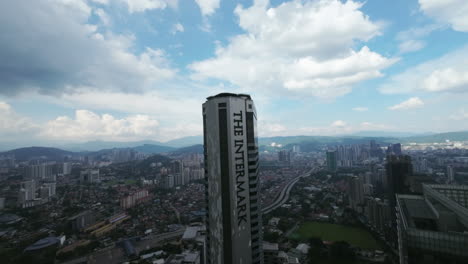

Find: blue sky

[1,0,468,146]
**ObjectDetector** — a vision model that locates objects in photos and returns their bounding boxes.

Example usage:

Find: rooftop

[206,93,251,100]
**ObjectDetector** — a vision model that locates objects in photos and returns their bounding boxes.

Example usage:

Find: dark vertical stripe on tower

[218,107,232,264]
[202,113,211,264]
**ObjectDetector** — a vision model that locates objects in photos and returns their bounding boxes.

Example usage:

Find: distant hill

[163,136,203,148]
[401,131,468,143]
[61,140,167,151]
[133,144,175,154]
[1,147,75,161]
[170,144,204,155]
[346,131,434,138]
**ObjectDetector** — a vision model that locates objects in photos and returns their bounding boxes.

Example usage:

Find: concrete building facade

[203,93,263,264]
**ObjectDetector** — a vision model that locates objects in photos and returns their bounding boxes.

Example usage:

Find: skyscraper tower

[326,150,337,172]
[203,93,263,264]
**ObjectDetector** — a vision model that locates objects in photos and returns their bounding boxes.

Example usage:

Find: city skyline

[1,0,468,147]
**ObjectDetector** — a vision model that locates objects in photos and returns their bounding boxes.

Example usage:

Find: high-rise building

[348,176,364,212]
[326,150,337,172]
[21,180,36,201]
[161,174,175,189]
[447,165,454,183]
[62,162,72,175]
[80,169,100,183]
[203,93,263,264]
[386,155,413,245]
[386,155,412,210]
[278,150,290,163]
[396,184,468,264]
[24,164,54,179]
[392,143,402,155]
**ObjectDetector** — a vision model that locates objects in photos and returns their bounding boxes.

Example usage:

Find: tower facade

[326,150,337,171]
[203,93,262,264]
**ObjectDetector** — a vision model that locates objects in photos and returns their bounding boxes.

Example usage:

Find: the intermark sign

[230,104,252,263]
[233,110,248,226]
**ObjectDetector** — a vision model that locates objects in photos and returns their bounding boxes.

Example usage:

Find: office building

[120,189,149,209]
[203,93,263,264]
[326,150,337,172]
[80,169,100,183]
[447,165,454,183]
[386,155,412,213]
[348,176,364,212]
[278,150,291,163]
[62,162,72,175]
[24,164,54,179]
[21,180,36,201]
[396,184,468,264]
[386,143,402,156]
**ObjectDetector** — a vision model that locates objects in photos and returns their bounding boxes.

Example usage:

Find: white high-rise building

[203,93,263,264]
[62,162,72,175]
[21,180,36,200]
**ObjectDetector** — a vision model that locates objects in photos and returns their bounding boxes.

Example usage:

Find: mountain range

[2,131,468,160]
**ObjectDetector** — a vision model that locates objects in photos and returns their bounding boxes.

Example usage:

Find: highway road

[261,168,316,215]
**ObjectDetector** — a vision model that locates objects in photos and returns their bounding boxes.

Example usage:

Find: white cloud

[89,0,109,4]
[331,120,347,127]
[419,0,468,32]
[352,107,368,112]
[388,97,424,111]
[190,0,396,98]
[398,40,425,53]
[424,68,468,92]
[450,108,468,120]
[0,0,176,95]
[42,110,161,141]
[0,99,201,142]
[258,121,287,137]
[194,0,220,16]
[379,45,468,94]
[359,122,390,130]
[95,8,111,26]
[171,23,184,34]
[396,24,441,54]
[0,102,38,137]
[121,0,170,13]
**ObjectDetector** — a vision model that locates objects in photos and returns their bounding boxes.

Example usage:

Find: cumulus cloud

[42,110,161,141]
[0,0,175,96]
[352,107,368,112]
[0,102,38,137]
[388,97,424,111]
[379,45,468,94]
[419,0,468,32]
[0,102,200,142]
[190,0,396,98]
[194,0,220,16]
[424,68,468,92]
